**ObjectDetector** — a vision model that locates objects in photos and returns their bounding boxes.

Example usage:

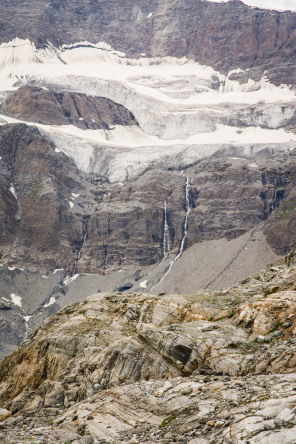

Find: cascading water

[139,200,172,288]
[72,221,88,276]
[23,315,31,339]
[150,176,191,292]
[163,201,171,260]
[270,180,279,212]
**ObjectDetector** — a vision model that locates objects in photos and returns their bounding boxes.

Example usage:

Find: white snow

[71,193,80,198]
[206,0,296,11]
[53,268,64,274]
[8,266,16,271]
[1,110,296,182]
[63,274,79,286]
[9,185,17,199]
[140,280,148,288]
[10,293,22,307]
[147,13,153,18]
[69,201,74,208]
[0,38,296,182]
[44,296,56,307]
[23,315,31,323]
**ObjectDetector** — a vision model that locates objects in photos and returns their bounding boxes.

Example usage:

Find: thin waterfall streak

[271,187,278,212]
[72,223,88,276]
[140,200,172,285]
[150,177,191,293]
[163,200,171,260]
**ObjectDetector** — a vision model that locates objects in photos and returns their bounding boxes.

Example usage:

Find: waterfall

[72,221,88,276]
[271,186,278,212]
[178,176,191,256]
[139,200,172,287]
[150,177,191,292]
[23,315,32,339]
[163,201,171,260]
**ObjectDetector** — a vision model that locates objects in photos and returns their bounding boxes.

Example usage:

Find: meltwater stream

[149,177,191,293]
[139,200,172,288]
[163,200,172,260]
[71,222,88,277]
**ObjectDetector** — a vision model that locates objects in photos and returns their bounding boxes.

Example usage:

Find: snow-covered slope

[1,39,296,182]
[207,0,296,12]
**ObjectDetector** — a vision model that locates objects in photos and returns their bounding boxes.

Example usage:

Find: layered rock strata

[1,260,296,442]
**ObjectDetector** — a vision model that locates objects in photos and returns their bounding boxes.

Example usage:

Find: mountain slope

[1,1,296,360]
[1,258,296,442]
[1,1,296,84]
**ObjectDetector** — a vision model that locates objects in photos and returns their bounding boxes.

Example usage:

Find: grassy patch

[159,414,177,428]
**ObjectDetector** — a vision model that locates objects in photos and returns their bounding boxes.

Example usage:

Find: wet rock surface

[1,261,296,442]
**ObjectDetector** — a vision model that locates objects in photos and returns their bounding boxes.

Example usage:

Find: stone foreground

[0,259,296,442]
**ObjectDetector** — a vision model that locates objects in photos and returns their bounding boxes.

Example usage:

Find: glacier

[1,38,296,183]
[207,0,296,12]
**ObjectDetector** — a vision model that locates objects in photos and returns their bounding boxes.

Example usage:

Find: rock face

[1,260,296,442]
[0,123,89,270]
[0,121,294,272]
[3,86,138,130]
[1,1,296,84]
[2,119,296,357]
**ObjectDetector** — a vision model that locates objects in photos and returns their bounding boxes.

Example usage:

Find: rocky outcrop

[1,261,296,442]
[0,123,91,271]
[3,87,138,130]
[1,1,296,84]
[1,121,293,273]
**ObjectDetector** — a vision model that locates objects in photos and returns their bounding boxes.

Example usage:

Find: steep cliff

[3,87,138,130]
[1,1,296,84]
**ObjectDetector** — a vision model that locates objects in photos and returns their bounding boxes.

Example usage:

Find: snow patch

[69,201,74,208]
[206,0,296,11]
[44,296,56,307]
[10,293,22,307]
[140,280,147,288]
[9,185,17,199]
[64,273,79,285]
[53,268,64,274]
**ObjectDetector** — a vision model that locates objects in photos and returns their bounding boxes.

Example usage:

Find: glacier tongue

[1,38,296,182]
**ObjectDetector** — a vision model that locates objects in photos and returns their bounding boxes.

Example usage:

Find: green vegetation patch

[159,414,177,428]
